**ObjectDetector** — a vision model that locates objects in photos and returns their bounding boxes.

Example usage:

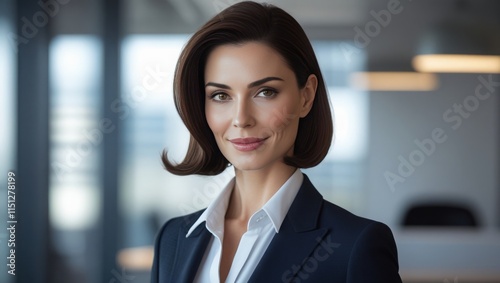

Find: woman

[151,2,402,282]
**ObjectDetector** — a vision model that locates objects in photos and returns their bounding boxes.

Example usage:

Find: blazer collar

[170,173,326,283]
[248,174,329,282]
[285,174,324,232]
[171,211,212,283]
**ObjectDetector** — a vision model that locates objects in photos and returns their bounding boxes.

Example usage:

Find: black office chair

[402,203,478,227]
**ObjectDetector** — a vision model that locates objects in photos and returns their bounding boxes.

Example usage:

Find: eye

[210,92,230,101]
[256,88,277,98]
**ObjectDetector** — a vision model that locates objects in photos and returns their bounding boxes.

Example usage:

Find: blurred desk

[396,229,500,283]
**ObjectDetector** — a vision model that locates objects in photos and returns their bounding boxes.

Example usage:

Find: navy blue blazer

[151,174,402,283]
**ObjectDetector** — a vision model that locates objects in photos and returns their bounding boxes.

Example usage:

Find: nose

[233,98,255,128]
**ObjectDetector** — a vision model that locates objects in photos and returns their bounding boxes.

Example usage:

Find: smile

[228,137,268,152]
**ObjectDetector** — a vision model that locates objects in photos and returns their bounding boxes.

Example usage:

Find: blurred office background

[1,0,499,282]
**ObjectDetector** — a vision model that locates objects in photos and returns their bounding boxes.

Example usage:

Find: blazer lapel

[248,174,329,282]
[171,221,212,283]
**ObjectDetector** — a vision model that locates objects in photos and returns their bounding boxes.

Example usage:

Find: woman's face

[204,42,316,172]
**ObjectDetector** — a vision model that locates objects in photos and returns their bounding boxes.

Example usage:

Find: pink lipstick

[229,137,267,152]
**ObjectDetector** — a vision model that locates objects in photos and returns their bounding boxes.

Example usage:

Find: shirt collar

[186,169,303,237]
[186,178,234,238]
[261,169,303,233]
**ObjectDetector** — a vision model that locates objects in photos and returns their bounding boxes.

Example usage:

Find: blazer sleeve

[150,218,178,283]
[346,222,402,283]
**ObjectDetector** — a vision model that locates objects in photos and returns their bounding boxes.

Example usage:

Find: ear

[299,74,317,118]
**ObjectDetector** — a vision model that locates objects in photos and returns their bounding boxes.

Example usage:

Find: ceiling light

[413,21,500,73]
[413,54,500,73]
[350,72,438,91]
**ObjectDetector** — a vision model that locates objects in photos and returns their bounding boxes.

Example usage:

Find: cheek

[205,106,227,137]
[205,107,217,134]
[263,102,301,135]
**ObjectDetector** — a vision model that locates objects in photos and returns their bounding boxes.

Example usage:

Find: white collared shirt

[186,169,303,283]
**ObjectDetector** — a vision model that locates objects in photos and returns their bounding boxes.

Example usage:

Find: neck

[225,164,297,222]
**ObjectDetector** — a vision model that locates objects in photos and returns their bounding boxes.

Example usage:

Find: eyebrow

[205,76,284,89]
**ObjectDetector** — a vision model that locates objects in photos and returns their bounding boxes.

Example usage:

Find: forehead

[204,42,293,82]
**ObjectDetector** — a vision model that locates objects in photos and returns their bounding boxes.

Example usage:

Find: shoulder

[153,209,206,260]
[155,209,205,243]
[295,174,394,242]
[151,209,206,283]
[320,200,390,235]
[318,200,401,282]
[318,199,397,252]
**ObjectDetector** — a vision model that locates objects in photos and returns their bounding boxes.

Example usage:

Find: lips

[229,137,267,152]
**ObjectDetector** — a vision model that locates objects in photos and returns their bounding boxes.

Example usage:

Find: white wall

[365,73,499,229]
[363,73,500,279]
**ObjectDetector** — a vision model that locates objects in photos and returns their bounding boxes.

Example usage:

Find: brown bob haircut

[162,1,333,176]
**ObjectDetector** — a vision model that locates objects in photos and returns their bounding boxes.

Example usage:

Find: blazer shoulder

[320,200,383,231]
[299,174,394,239]
[346,220,401,282]
[151,209,206,283]
[156,209,206,241]
[319,200,401,283]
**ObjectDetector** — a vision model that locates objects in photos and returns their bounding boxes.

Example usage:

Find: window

[49,35,103,282]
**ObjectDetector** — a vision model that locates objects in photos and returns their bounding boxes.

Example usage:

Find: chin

[226,156,264,171]
[230,160,264,171]
[230,157,288,173]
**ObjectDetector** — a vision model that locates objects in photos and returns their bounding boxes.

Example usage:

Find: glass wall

[48,35,103,283]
